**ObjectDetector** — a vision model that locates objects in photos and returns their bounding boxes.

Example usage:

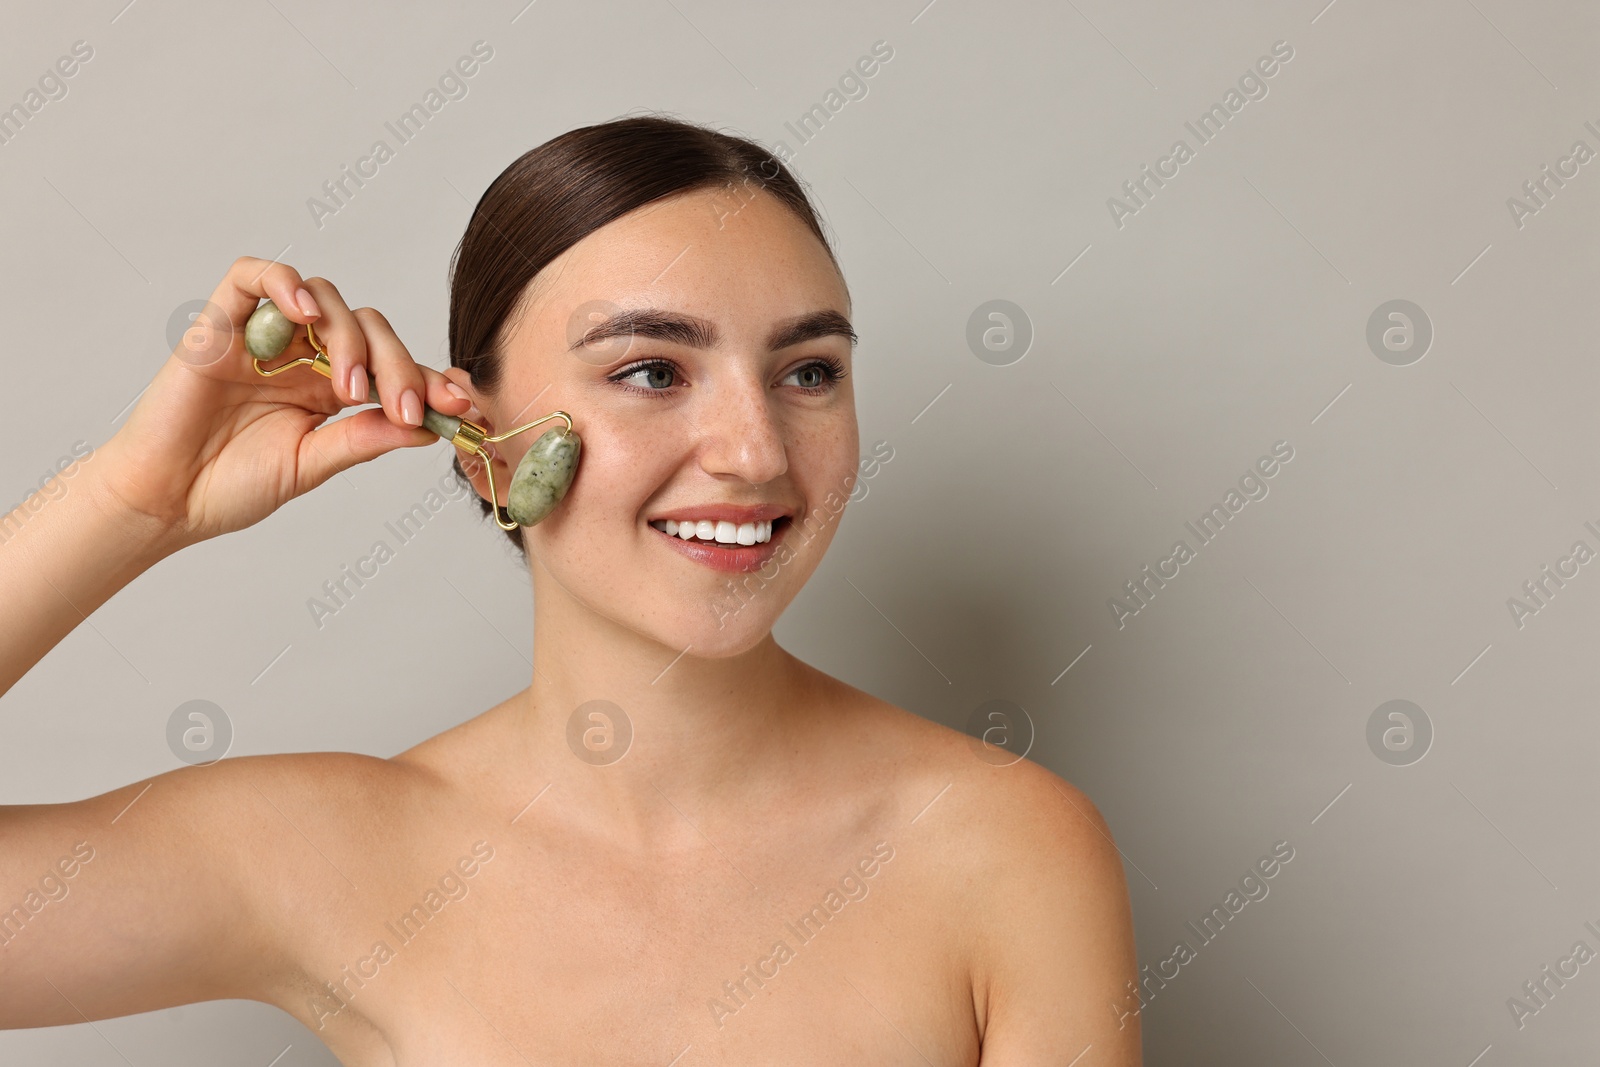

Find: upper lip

[648,503,793,525]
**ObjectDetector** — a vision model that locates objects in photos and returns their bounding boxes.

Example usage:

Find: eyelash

[606,356,848,398]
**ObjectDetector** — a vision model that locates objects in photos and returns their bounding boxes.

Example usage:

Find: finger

[294,407,443,495]
[184,257,319,374]
[300,278,370,410]
[352,306,432,431]
[211,255,320,332]
[419,366,475,422]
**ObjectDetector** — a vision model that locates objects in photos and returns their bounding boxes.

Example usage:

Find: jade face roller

[242,299,580,530]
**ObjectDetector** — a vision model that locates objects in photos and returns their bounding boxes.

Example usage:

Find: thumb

[293,407,442,494]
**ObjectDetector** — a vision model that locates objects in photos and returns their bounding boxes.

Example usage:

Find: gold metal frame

[252,321,572,530]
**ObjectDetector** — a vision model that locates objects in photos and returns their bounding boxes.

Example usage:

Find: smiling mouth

[645,516,794,573]
[647,517,782,545]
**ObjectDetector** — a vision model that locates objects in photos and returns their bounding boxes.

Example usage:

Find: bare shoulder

[87,748,434,856]
[175,747,443,826]
[815,675,1122,863]
[118,747,466,938]
[822,680,1140,1064]
[0,746,447,1029]
[124,748,451,905]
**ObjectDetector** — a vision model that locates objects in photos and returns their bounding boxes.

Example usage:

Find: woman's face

[449,184,860,658]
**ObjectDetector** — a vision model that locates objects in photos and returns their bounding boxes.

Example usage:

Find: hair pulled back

[447,112,839,560]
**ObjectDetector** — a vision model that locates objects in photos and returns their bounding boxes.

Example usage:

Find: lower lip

[649,518,790,573]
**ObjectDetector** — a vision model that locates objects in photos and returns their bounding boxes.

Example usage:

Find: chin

[672,608,785,659]
[611,583,791,660]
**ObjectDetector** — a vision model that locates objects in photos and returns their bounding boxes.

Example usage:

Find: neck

[518,570,822,847]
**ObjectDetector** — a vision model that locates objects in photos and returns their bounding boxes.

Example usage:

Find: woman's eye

[789,364,827,389]
[614,362,678,390]
[610,357,843,397]
[781,358,845,392]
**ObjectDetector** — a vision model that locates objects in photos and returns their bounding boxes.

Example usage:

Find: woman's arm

[0,255,471,1026]
[972,767,1143,1066]
[0,447,182,698]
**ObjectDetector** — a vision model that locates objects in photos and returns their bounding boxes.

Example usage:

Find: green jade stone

[505,427,580,526]
[244,300,297,359]
[244,301,468,442]
[244,301,580,526]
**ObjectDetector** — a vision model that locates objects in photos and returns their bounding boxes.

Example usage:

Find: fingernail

[296,287,320,317]
[444,382,470,404]
[401,388,422,426]
[349,366,368,403]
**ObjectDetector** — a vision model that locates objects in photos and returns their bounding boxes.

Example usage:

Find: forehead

[520,185,849,329]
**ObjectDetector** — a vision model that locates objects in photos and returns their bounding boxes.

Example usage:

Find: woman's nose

[695,377,788,485]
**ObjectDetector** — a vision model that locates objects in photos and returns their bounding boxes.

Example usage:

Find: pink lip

[649,516,791,574]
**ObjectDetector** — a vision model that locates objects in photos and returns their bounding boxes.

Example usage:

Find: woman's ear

[441,366,484,424]
[441,368,503,506]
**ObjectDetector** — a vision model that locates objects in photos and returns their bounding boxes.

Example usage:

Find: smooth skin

[0,185,1140,1066]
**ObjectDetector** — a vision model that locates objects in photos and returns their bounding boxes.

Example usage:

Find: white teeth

[650,518,779,544]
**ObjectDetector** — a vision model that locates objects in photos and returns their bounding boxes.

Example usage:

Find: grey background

[1,0,1596,1063]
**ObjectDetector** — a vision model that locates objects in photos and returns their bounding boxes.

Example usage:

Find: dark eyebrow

[768,310,858,350]
[569,307,856,353]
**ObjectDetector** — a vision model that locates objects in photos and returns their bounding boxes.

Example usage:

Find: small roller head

[244,300,298,359]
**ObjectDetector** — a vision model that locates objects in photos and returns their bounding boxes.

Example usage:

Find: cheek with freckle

[543,428,667,551]
[794,422,860,518]
[526,420,683,588]
[521,402,860,653]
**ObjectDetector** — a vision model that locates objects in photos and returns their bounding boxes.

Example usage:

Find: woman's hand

[96,256,474,549]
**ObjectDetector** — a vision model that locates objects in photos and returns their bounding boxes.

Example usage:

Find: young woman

[0,116,1140,1065]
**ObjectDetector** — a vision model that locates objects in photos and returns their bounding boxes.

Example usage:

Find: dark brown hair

[447,112,842,561]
